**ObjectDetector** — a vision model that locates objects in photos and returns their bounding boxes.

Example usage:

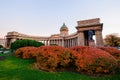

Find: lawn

[0,53,120,80]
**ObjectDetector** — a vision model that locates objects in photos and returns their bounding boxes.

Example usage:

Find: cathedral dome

[60,23,68,31]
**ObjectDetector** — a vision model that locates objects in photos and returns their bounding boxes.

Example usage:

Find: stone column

[53,40,54,44]
[49,40,52,45]
[46,40,48,45]
[56,39,58,45]
[71,39,73,47]
[69,39,71,47]
[48,40,49,46]
[51,40,52,45]
[78,32,85,46]
[71,39,72,47]
[67,40,69,48]
[64,40,66,47]
[69,39,72,47]
[58,39,60,46]
[57,39,60,46]
[65,40,67,48]
[55,39,57,45]
[62,39,64,47]
[43,40,45,45]
[95,30,104,46]
[75,37,77,46]
[71,38,74,47]
[58,39,59,45]
[68,40,70,48]
[56,40,58,45]
[59,39,62,46]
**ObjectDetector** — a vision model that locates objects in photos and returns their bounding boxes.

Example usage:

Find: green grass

[0,53,120,80]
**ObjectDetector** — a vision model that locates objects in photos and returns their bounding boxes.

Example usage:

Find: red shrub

[97,47,120,59]
[35,46,72,71]
[15,46,119,74]
[15,47,38,59]
[69,46,117,74]
[97,47,120,72]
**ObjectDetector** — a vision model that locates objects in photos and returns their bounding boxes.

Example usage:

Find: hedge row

[15,46,120,74]
[11,39,44,50]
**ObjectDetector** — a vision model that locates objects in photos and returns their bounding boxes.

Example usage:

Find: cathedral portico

[76,18,104,46]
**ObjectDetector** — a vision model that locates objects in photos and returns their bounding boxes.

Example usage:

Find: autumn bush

[97,47,120,59]
[15,47,38,59]
[15,45,119,75]
[97,47,120,73]
[69,46,118,74]
[34,46,72,71]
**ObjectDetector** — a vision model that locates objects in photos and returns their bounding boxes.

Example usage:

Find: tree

[104,34,120,47]
[10,39,44,50]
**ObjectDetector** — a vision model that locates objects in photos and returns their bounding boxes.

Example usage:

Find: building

[0,38,6,47]
[6,18,104,48]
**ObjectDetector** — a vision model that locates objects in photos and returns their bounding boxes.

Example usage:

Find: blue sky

[0,0,120,38]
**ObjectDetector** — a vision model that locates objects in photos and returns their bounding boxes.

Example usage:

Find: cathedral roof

[60,23,68,31]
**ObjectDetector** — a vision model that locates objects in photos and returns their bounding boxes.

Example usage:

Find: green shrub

[10,39,44,50]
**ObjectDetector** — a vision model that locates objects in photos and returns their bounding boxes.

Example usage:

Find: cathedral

[6,18,104,48]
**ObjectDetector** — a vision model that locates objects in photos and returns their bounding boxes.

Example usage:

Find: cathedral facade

[6,18,104,48]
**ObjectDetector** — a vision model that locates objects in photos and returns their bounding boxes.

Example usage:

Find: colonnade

[6,29,103,48]
[37,36,78,48]
[64,37,78,48]
[6,34,79,48]
[39,39,64,47]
